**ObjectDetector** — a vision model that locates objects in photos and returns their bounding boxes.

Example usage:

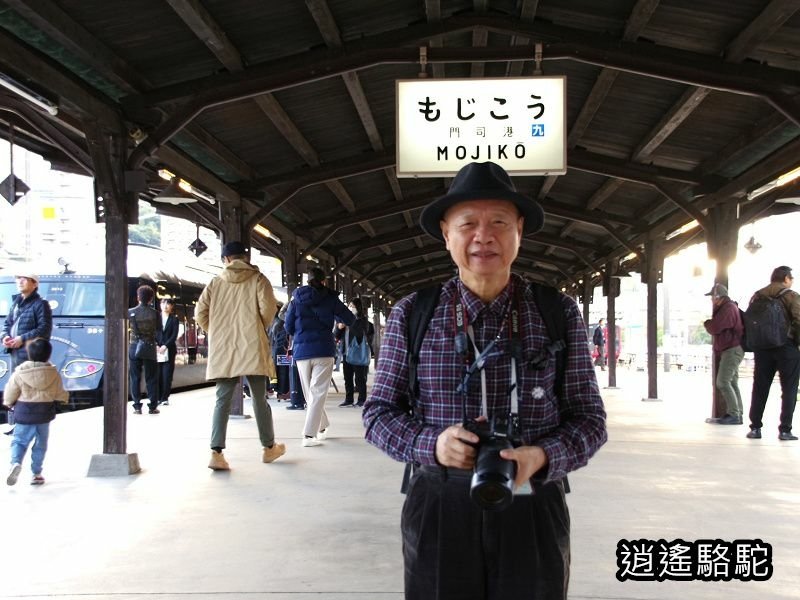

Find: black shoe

[148,408,160,415]
[778,431,798,441]
[339,401,354,407]
[355,401,365,407]
[717,414,742,425]
[133,407,143,415]
[286,405,305,410]
[746,427,761,439]
[160,400,169,406]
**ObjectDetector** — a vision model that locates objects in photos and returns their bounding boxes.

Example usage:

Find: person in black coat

[157,298,179,406]
[268,302,290,400]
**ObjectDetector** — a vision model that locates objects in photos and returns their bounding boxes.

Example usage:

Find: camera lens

[469,439,516,512]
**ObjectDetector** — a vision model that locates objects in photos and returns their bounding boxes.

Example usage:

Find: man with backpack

[744,266,800,441]
[362,161,607,600]
[703,283,744,425]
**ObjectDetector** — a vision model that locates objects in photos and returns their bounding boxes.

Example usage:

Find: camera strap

[453,282,522,416]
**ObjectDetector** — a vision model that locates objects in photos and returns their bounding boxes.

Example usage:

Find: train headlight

[61,360,104,379]
[0,358,8,379]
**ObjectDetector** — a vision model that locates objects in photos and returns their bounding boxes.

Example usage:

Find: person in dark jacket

[2,271,52,369]
[4,338,67,486]
[268,302,290,400]
[592,318,606,370]
[129,285,160,415]
[157,298,179,406]
[2,270,52,431]
[336,297,374,407]
[703,283,744,425]
[746,266,800,441]
[284,267,354,446]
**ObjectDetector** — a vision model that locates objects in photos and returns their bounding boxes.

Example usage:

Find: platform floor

[2,367,799,599]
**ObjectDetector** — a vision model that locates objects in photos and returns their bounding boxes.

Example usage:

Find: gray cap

[704,283,728,298]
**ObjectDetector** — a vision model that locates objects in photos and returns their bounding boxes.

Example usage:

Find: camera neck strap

[453,281,522,417]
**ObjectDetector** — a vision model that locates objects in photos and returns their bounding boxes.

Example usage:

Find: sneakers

[339,400,354,407]
[133,408,142,415]
[160,400,169,406]
[317,428,328,441]
[208,451,230,471]
[6,463,21,486]
[779,431,798,441]
[746,427,762,439]
[148,408,160,415]
[355,401,365,407]
[302,436,322,447]
[31,474,45,485]
[262,443,286,463]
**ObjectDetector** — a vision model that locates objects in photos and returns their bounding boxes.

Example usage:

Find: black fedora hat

[419,162,544,241]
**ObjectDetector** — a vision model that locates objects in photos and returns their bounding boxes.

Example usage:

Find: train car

[0,244,223,415]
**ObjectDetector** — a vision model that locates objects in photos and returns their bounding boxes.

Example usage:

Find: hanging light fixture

[188,224,207,257]
[154,177,197,205]
[744,236,762,254]
[1,125,30,206]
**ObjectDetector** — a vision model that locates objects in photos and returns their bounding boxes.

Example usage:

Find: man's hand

[435,424,479,469]
[499,445,549,490]
[3,336,23,349]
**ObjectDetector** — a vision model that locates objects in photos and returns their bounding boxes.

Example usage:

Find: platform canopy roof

[1,0,799,301]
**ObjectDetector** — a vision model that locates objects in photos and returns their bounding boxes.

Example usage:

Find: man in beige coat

[196,241,286,470]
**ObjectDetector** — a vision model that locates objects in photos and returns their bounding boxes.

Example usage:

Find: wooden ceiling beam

[724,0,799,63]
[506,0,539,77]
[126,20,800,111]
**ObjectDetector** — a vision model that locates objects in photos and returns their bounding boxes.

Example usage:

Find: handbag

[345,333,371,366]
[130,314,157,361]
[133,339,157,361]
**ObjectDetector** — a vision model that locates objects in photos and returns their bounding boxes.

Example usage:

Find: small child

[4,338,68,486]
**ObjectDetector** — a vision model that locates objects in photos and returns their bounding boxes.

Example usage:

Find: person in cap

[745,266,800,441]
[362,161,607,599]
[284,266,354,447]
[703,283,745,425]
[2,271,52,369]
[196,241,286,470]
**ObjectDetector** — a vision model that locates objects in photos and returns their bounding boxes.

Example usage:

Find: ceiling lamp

[154,177,197,205]
[744,236,762,254]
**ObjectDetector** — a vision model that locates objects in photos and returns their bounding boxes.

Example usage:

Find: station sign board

[396,77,566,177]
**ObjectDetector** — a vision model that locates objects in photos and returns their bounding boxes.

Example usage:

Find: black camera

[463,413,521,512]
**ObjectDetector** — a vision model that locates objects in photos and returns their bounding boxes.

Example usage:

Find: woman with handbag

[128,285,160,415]
[336,297,374,407]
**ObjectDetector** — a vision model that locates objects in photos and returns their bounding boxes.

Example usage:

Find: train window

[42,282,105,316]
[0,281,105,317]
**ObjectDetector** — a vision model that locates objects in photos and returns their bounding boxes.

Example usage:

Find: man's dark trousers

[750,343,800,433]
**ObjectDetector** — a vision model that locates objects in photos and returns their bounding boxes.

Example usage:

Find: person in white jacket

[4,338,67,486]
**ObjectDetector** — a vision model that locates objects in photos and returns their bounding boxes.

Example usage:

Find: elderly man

[363,161,607,600]
[196,241,285,470]
[703,283,745,425]
[2,271,52,369]
[2,270,52,432]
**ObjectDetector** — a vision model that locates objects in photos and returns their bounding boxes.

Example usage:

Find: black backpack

[400,281,569,493]
[737,308,751,353]
[742,288,791,351]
